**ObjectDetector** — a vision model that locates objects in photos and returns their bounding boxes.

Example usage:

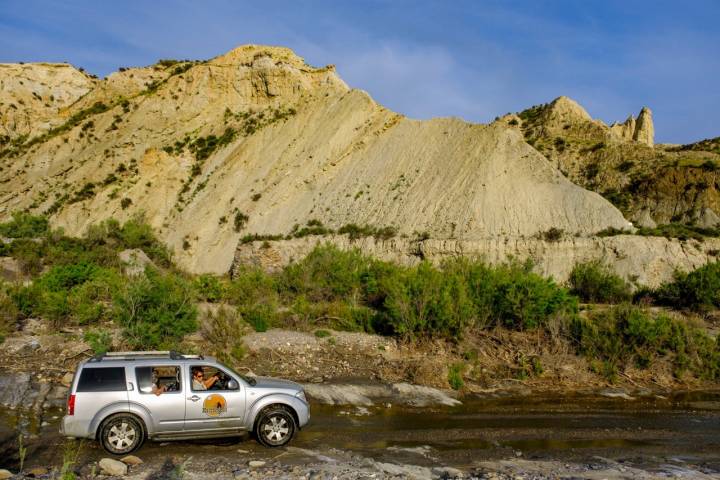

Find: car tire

[100,414,145,455]
[255,406,296,447]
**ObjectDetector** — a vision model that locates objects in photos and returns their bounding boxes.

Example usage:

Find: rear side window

[136,366,181,394]
[77,367,127,392]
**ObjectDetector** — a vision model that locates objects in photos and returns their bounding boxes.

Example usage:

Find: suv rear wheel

[255,406,296,447]
[100,414,145,454]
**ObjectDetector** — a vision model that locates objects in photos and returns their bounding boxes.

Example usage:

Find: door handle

[127,382,134,391]
[187,395,201,402]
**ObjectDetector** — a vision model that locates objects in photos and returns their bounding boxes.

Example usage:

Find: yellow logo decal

[202,394,227,417]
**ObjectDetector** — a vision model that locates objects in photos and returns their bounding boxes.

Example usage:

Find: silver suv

[60,351,310,454]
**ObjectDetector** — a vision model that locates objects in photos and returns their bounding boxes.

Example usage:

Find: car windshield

[221,363,257,386]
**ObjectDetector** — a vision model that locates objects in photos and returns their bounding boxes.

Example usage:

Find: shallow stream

[1,391,719,473]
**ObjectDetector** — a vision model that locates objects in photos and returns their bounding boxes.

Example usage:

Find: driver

[192,367,219,390]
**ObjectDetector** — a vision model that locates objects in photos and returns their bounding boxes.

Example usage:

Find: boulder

[0,371,33,408]
[0,256,23,282]
[634,209,657,229]
[27,467,48,476]
[120,455,143,465]
[697,207,720,229]
[0,469,13,480]
[118,249,154,276]
[100,457,128,476]
[248,460,266,468]
[61,372,75,386]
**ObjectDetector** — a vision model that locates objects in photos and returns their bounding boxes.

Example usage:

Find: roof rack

[88,351,204,362]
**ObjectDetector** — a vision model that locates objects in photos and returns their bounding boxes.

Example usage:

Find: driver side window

[190,365,239,392]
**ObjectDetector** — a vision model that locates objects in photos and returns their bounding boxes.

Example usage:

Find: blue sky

[1,0,718,143]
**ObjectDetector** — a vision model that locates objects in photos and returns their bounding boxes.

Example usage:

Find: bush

[201,306,247,364]
[84,329,113,354]
[233,212,249,232]
[0,285,19,341]
[570,304,719,381]
[568,261,632,303]
[447,363,464,390]
[194,274,226,302]
[653,261,720,312]
[279,245,377,302]
[539,227,564,242]
[228,246,578,339]
[113,268,197,349]
[0,212,49,238]
[314,329,331,338]
[337,223,397,240]
[240,304,274,332]
[381,262,475,338]
[636,223,719,241]
[85,217,171,266]
[445,258,577,331]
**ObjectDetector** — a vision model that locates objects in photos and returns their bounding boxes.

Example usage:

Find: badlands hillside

[1,45,718,281]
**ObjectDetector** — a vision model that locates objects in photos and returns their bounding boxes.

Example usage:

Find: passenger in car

[151,368,167,396]
[192,367,219,390]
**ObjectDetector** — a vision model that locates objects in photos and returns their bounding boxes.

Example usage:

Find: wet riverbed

[2,391,720,475]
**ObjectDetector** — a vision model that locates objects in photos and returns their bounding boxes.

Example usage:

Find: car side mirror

[227,379,239,390]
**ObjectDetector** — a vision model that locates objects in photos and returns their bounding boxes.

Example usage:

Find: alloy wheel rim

[262,415,289,442]
[108,422,136,450]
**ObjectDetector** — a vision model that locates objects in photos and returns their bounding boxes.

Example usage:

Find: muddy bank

[2,319,719,415]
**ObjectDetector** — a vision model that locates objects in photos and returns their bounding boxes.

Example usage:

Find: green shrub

[653,261,720,312]
[0,212,49,238]
[227,266,278,306]
[194,274,225,302]
[0,285,19,340]
[539,227,564,242]
[570,304,719,381]
[381,261,474,338]
[568,261,632,303]
[636,223,719,241]
[314,329,331,338]
[446,258,577,330]
[337,223,397,240]
[201,306,246,363]
[113,268,197,349]
[240,304,274,332]
[279,245,376,302]
[447,363,464,390]
[233,212,249,232]
[84,329,113,354]
[85,217,171,266]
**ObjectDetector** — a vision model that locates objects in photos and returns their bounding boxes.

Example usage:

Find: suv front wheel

[255,406,296,447]
[100,414,145,455]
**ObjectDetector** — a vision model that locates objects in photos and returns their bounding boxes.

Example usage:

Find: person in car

[192,367,219,390]
[151,368,167,396]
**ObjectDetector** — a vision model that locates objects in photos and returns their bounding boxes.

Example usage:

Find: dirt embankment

[1,310,716,415]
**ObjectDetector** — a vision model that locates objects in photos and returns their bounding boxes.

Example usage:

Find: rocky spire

[610,107,654,147]
[633,107,654,147]
[610,114,637,142]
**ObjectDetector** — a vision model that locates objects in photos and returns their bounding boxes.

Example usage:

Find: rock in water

[100,458,128,476]
[120,455,143,465]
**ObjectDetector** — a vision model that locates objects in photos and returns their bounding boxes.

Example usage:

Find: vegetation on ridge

[1,213,719,384]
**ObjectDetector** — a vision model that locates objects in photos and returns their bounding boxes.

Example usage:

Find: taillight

[67,394,75,416]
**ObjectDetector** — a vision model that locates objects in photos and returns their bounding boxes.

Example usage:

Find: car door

[184,364,247,432]
[128,365,185,433]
